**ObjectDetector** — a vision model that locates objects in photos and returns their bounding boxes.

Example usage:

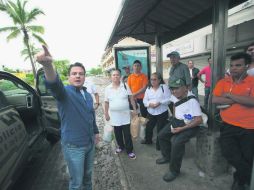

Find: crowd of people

[35,42,254,190]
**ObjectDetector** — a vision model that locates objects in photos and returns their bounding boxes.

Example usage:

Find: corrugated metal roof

[106,0,247,49]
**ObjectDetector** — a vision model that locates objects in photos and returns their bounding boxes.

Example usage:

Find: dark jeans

[204,87,210,111]
[137,98,148,118]
[145,111,169,149]
[220,122,254,186]
[192,86,199,101]
[114,124,133,154]
[158,123,199,174]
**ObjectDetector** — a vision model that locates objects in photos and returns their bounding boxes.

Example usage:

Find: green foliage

[0,81,16,91]
[89,67,103,75]
[53,59,70,81]
[23,73,34,85]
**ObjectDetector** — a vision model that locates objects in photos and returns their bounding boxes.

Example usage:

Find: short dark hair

[68,62,86,75]
[110,68,121,75]
[230,52,252,65]
[133,60,142,66]
[148,72,165,88]
[153,72,165,84]
[208,57,211,61]
[244,42,254,52]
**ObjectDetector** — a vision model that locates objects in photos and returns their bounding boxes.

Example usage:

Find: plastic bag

[139,116,149,126]
[139,125,146,139]
[130,115,140,139]
[103,123,113,143]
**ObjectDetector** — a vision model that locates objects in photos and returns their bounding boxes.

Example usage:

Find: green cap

[167,51,180,58]
[169,78,186,88]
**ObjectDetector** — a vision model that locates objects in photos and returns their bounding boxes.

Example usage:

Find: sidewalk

[114,135,232,190]
[112,95,233,190]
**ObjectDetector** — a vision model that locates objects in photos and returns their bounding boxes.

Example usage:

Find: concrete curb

[111,141,132,190]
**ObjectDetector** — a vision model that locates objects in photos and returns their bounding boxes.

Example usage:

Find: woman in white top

[104,69,137,159]
[142,72,171,150]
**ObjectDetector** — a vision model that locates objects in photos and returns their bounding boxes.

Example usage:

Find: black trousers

[137,98,148,118]
[145,111,169,149]
[158,123,199,174]
[114,124,133,154]
[220,122,254,185]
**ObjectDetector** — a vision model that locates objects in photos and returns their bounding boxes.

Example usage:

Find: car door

[0,98,29,190]
[0,71,43,189]
[36,68,60,143]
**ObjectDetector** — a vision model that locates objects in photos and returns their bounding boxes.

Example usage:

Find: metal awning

[106,0,247,49]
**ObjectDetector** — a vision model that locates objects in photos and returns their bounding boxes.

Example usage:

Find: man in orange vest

[212,52,254,190]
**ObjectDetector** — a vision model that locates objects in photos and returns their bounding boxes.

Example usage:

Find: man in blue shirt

[36,45,99,190]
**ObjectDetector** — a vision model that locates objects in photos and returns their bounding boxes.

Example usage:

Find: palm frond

[32,33,47,45]
[0,1,7,11]
[4,1,23,25]
[6,28,21,41]
[0,26,19,33]
[21,48,28,55]
[17,0,27,23]
[21,45,41,61]
[27,8,44,23]
[27,25,44,34]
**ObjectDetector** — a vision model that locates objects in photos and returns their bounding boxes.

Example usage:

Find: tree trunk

[23,31,37,84]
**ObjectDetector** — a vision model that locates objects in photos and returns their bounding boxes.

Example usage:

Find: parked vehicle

[0,70,60,190]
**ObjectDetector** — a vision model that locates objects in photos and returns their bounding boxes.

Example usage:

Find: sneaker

[128,152,136,160]
[115,148,123,154]
[163,171,179,182]
[156,157,170,165]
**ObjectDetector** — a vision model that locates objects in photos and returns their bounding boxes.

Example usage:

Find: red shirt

[199,65,211,87]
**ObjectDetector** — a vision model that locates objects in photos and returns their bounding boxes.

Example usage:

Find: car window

[0,79,29,98]
[37,73,52,96]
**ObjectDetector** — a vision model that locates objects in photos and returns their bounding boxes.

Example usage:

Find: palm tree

[0,0,46,76]
[21,44,41,70]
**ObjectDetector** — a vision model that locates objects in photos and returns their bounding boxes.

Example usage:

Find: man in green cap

[167,51,191,88]
[167,51,192,114]
[156,78,202,182]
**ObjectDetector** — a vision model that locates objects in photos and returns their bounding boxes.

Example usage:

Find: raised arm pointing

[36,45,57,82]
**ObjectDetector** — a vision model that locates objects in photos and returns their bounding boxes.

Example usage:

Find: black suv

[0,70,60,190]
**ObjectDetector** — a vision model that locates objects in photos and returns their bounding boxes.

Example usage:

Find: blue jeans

[62,142,95,190]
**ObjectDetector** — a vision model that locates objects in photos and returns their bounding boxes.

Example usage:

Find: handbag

[170,117,186,128]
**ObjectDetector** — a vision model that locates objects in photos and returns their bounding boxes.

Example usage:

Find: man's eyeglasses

[150,78,157,81]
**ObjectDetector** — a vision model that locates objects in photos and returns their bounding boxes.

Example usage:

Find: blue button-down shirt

[45,75,99,146]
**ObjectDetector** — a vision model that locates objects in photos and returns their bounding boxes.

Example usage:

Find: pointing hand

[36,45,53,66]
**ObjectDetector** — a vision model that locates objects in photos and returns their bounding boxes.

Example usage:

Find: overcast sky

[0,0,122,70]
